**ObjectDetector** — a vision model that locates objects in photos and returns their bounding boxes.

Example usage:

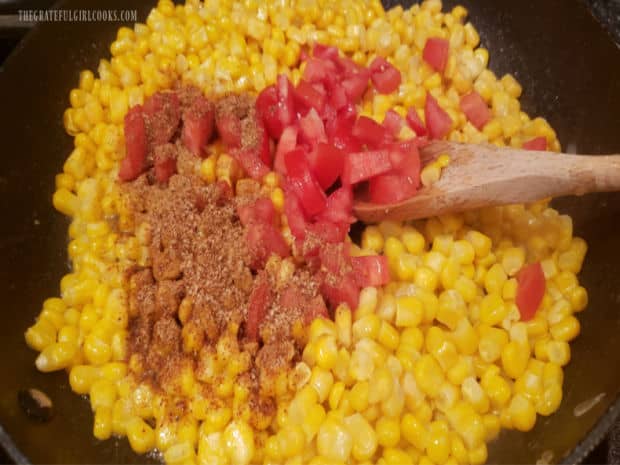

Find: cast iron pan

[0,0,619,463]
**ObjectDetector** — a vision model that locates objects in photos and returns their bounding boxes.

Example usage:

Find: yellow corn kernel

[395,296,424,327]
[569,286,588,312]
[479,293,508,326]
[93,406,113,440]
[127,417,156,454]
[376,417,401,448]
[316,418,352,462]
[501,341,530,379]
[335,304,352,347]
[69,365,101,394]
[344,413,378,461]
[362,226,385,253]
[35,341,77,372]
[401,227,426,254]
[509,394,537,432]
[550,316,580,342]
[350,381,370,412]
[436,290,466,330]
[413,355,444,398]
[352,314,381,341]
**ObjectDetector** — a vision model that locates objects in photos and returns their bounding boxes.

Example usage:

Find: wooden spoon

[353,141,620,223]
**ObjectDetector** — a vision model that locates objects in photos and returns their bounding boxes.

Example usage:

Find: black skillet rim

[1,0,619,464]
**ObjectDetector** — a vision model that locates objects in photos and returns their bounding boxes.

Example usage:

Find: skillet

[0,0,619,463]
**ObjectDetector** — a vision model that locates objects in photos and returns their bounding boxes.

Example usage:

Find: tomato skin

[516,262,546,321]
[352,116,388,148]
[320,273,359,311]
[284,150,327,218]
[342,74,370,101]
[215,113,242,147]
[382,109,404,137]
[274,125,299,175]
[256,85,285,139]
[299,108,327,146]
[341,150,393,185]
[181,96,214,156]
[523,137,547,151]
[119,105,148,181]
[425,93,452,140]
[351,255,391,287]
[406,107,427,136]
[369,56,402,94]
[142,91,181,145]
[246,273,272,341]
[460,91,491,130]
[307,142,345,190]
[423,37,450,73]
[294,79,326,115]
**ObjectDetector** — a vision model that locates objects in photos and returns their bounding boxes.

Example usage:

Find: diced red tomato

[342,74,369,101]
[307,142,345,189]
[153,144,177,183]
[299,108,327,146]
[246,273,271,341]
[294,80,326,115]
[425,93,452,140]
[351,255,391,287]
[142,91,181,146]
[237,197,275,227]
[232,147,270,180]
[307,220,349,244]
[256,85,284,139]
[119,105,148,182]
[352,116,388,148]
[303,57,331,83]
[313,43,339,61]
[316,186,354,224]
[382,109,404,137]
[523,137,547,151]
[369,56,402,94]
[246,223,290,269]
[274,125,299,175]
[277,74,296,128]
[423,37,450,73]
[329,86,348,110]
[369,173,418,204]
[283,190,307,239]
[516,262,546,321]
[406,107,427,136]
[460,91,491,130]
[318,242,350,275]
[284,151,327,217]
[182,96,214,156]
[341,150,392,185]
[215,113,242,147]
[303,296,329,325]
[320,272,359,310]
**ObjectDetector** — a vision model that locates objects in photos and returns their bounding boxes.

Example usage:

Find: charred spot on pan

[18,388,53,422]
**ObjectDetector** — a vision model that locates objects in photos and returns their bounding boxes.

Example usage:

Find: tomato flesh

[516,262,546,321]
[425,93,452,140]
[352,116,388,148]
[460,91,491,130]
[246,273,271,341]
[351,255,391,287]
[119,105,148,181]
[369,56,402,94]
[307,142,345,190]
[423,37,450,73]
[523,137,547,151]
[342,150,393,185]
[182,96,214,157]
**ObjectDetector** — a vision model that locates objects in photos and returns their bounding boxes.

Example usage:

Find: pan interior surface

[0,0,619,463]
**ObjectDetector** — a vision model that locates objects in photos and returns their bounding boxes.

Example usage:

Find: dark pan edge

[0,423,30,465]
[562,395,620,464]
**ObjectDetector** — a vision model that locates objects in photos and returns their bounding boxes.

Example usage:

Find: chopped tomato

[352,116,388,148]
[285,151,327,217]
[425,93,452,140]
[316,186,354,224]
[313,43,339,61]
[351,255,391,287]
[303,296,329,325]
[294,80,326,115]
[423,37,450,73]
[516,262,546,321]
[246,273,271,341]
[523,137,547,151]
[320,272,359,311]
[215,113,242,147]
[342,74,369,101]
[283,190,307,239]
[246,223,290,269]
[307,142,345,189]
[382,109,404,137]
[256,85,284,139]
[182,96,214,157]
[237,197,275,227]
[369,173,418,204]
[341,150,393,185]
[406,107,427,136]
[303,57,332,83]
[460,91,491,130]
[142,91,181,145]
[274,125,299,175]
[153,144,177,183]
[306,220,349,246]
[119,105,148,182]
[299,108,327,146]
[318,242,350,275]
[329,86,348,110]
[232,147,270,180]
[369,56,402,94]
[277,74,296,128]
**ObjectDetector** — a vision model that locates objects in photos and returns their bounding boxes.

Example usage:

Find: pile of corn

[24,0,588,464]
